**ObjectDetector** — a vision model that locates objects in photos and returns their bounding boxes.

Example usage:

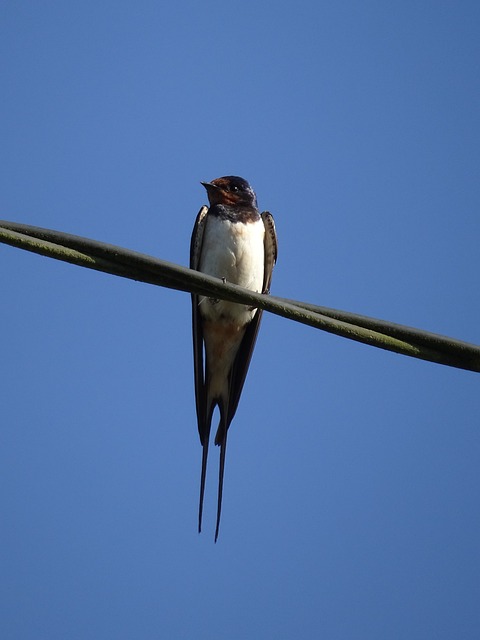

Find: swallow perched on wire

[190,176,278,541]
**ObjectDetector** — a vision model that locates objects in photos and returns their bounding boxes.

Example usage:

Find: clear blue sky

[1,2,480,638]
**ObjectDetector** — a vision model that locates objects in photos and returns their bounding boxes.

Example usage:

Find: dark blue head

[201,176,258,208]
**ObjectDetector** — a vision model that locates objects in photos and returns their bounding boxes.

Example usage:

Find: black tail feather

[198,439,209,533]
[215,432,228,543]
[198,402,214,534]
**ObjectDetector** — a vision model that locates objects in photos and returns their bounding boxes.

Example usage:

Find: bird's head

[201,176,257,208]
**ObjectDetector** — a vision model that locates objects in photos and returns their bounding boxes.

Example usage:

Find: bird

[190,176,277,541]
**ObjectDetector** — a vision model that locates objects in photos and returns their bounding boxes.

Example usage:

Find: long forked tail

[198,400,214,534]
[214,433,228,543]
[198,439,209,534]
[198,400,230,541]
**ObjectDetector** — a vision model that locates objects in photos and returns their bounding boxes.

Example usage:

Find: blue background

[1,2,479,638]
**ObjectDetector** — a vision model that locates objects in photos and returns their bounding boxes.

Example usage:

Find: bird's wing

[190,206,213,534]
[261,211,278,294]
[190,205,209,444]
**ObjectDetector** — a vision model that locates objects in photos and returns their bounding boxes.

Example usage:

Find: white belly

[199,215,265,324]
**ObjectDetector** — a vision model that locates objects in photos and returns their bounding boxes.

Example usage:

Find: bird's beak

[201,180,224,206]
[201,181,219,191]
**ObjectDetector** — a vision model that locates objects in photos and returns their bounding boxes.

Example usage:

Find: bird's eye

[230,185,239,192]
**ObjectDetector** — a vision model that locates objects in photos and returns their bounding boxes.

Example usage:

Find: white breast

[199,215,265,323]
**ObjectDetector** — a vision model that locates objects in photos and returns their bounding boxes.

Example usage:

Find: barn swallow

[190,176,277,541]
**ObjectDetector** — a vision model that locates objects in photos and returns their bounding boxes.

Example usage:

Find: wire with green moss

[1,219,479,373]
